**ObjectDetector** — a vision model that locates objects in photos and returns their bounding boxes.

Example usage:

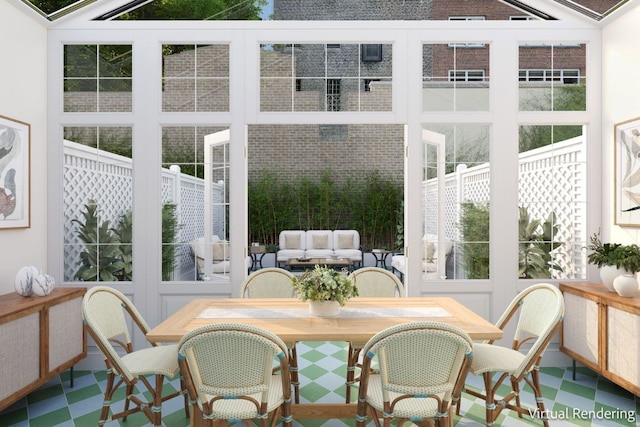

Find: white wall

[602,3,640,246]
[0,2,48,295]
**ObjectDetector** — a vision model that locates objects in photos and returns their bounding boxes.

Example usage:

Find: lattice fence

[63,140,224,281]
[423,135,586,279]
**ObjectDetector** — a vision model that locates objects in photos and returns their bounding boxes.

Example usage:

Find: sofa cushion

[337,233,354,249]
[285,234,301,249]
[212,241,229,261]
[312,233,329,249]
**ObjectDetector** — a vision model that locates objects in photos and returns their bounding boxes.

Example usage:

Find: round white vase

[599,265,627,292]
[613,274,640,297]
[308,300,341,317]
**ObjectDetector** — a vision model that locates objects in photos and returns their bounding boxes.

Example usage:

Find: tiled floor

[1,341,638,427]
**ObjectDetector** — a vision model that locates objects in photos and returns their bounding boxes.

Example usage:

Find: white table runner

[197,306,451,319]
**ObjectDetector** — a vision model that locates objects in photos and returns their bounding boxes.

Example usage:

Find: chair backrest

[348,267,404,297]
[495,283,565,378]
[240,267,296,298]
[82,286,150,381]
[360,321,473,404]
[177,323,291,406]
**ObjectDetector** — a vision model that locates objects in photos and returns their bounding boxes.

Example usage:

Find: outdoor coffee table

[286,257,352,272]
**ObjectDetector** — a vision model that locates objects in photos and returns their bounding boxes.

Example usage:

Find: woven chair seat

[468,343,526,376]
[196,375,285,419]
[365,376,447,419]
[120,344,181,378]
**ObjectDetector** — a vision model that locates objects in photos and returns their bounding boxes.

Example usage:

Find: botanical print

[0,115,30,229]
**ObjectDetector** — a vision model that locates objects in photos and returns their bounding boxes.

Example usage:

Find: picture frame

[615,116,640,226]
[0,114,30,229]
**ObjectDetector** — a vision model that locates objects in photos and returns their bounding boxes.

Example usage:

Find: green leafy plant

[73,200,126,281]
[586,231,622,268]
[518,207,563,279]
[162,203,180,280]
[588,231,640,273]
[291,265,358,306]
[460,202,490,279]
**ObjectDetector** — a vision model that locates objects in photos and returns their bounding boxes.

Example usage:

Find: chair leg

[289,346,300,404]
[482,372,496,427]
[529,369,550,427]
[123,382,134,421]
[511,377,523,418]
[345,345,361,403]
[100,371,116,425]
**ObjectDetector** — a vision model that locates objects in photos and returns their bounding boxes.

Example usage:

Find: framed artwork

[615,116,640,226]
[0,115,30,229]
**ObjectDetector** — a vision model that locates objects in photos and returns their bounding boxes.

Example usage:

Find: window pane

[422,124,491,280]
[162,44,230,112]
[518,125,587,279]
[260,44,393,112]
[162,126,231,282]
[63,126,133,282]
[519,43,586,111]
[423,44,490,112]
[64,45,132,112]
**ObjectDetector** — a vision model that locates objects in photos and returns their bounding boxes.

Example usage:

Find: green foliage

[459,202,490,279]
[291,265,358,306]
[119,0,266,20]
[162,204,180,280]
[73,200,127,281]
[74,201,180,282]
[518,207,563,279]
[586,231,640,273]
[394,200,404,252]
[248,169,402,251]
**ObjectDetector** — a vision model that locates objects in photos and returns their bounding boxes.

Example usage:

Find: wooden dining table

[147,297,502,425]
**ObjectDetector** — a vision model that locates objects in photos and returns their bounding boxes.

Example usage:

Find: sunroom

[0,0,639,424]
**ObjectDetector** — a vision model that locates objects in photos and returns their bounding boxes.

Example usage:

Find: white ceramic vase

[599,265,627,292]
[612,274,640,297]
[308,300,341,317]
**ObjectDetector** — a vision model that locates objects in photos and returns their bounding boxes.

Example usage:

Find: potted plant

[292,265,359,317]
[587,231,640,294]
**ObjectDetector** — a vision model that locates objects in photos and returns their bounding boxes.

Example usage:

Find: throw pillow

[313,234,329,249]
[424,241,435,262]
[285,234,301,249]
[213,241,229,261]
[338,233,354,249]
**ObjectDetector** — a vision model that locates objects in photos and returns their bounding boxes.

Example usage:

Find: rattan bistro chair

[81,286,188,427]
[355,321,473,427]
[458,283,565,427]
[345,267,404,403]
[240,267,300,403]
[177,323,293,427]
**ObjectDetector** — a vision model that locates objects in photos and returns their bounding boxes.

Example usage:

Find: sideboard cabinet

[0,287,86,411]
[559,282,640,395]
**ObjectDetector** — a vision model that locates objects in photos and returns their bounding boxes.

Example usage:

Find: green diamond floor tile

[1,344,639,427]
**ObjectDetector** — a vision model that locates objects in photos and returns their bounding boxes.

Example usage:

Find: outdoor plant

[518,207,563,279]
[460,202,490,279]
[291,265,358,306]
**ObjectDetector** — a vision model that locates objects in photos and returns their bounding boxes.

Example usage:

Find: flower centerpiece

[292,265,358,317]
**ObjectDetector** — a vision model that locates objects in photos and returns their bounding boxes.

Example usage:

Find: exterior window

[448,70,486,82]
[361,44,382,62]
[519,43,586,111]
[63,126,133,282]
[63,44,132,112]
[162,126,231,282]
[423,44,490,111]
[518,125,587,280]
[422,124,491,280]
[162,44,230,112]
[260,43,392,112]
[327,79,341,111]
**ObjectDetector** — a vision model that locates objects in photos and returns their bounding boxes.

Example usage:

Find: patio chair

[240,267,300,403]
[81,286,188,427]
[457,283,565,426]
[345,267,404,403]
[177,323,293,427]
[355,321,473,427]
